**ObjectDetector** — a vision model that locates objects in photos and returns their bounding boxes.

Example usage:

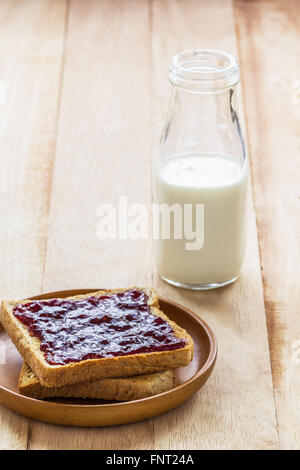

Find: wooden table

[0,0,299,450]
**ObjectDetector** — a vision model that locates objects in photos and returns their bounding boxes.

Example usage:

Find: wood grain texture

[0,0,67,449]
[151,0,279,449]
[234,0,300,449]
[28,0,154,450]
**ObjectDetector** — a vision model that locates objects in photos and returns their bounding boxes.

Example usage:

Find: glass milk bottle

[155,49,248,290]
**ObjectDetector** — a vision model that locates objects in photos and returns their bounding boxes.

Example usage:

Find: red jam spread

[13,289,186,365]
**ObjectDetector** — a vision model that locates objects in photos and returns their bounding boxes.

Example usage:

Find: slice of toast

[19,362,176,401]
[1,287,193,387]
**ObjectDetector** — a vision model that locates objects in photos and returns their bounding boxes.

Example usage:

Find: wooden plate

[0,289,217,427]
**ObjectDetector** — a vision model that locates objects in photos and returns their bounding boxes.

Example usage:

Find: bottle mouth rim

[169,49,239,91]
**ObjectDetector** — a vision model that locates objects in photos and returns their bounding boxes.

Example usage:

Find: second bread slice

[19,363,176,401]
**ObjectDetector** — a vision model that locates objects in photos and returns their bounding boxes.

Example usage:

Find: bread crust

[1,287,193,387]
[18,363,176,401]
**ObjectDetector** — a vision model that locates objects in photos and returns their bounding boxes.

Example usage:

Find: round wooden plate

[0,289,217,427]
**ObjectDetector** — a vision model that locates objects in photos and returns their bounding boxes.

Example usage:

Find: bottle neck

[159,49,245,165]
[169,49,239,93]
[170,85,236,116]
[161,85,246,163]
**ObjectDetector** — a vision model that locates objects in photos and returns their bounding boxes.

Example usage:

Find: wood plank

[28,0,154,450]
[234,0,300,449]
[0,0,67,449]
[151,0,279,449]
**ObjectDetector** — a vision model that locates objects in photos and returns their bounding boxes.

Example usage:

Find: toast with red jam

[1,287,193,387]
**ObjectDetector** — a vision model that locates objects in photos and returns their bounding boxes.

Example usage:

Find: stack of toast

[0,287,193,401]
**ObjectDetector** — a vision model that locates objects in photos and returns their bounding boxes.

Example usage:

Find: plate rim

[0,289,217,412]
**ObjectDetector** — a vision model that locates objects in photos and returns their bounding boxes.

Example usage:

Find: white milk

[155,154,248,287]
